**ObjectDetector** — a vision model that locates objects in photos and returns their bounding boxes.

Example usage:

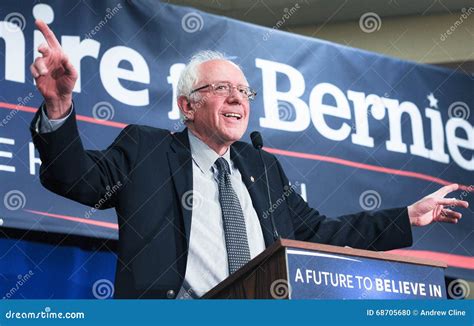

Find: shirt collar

[188,129,232,175]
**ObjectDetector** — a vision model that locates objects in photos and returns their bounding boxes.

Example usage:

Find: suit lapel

[167,129,193,246]
[231,143,276,247]
[167,131,276,248]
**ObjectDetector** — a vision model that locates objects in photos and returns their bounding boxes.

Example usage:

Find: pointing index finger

[35,19,61,49]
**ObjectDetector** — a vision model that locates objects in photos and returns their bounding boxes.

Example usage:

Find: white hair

[177,50,247,99]
[176,50,245,123]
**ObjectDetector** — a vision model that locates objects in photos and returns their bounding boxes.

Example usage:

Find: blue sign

[286,248,446,299]
[0,0,472,279]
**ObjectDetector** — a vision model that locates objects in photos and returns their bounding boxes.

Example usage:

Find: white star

[427,93,438,108]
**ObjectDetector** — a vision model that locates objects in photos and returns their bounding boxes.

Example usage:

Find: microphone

[250,131,263,149]
[250,131,280,241]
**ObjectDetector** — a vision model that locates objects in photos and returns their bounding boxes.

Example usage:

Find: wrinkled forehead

[197,59,249,86]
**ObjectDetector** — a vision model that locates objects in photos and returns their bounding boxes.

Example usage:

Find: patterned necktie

[214,157,251,274]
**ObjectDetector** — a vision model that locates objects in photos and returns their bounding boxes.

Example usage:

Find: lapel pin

[250,176,255,182]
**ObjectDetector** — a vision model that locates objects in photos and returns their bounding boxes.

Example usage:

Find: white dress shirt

[177,130,266,298]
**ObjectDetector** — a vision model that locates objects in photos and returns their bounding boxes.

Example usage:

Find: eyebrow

[211,81,250,87]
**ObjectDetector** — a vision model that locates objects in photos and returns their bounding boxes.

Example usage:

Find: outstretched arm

[273,158,412,251]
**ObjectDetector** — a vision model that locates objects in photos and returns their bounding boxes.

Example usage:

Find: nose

[226,87,244,104]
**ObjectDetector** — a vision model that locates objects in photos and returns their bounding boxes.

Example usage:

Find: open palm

[408,184,469,226]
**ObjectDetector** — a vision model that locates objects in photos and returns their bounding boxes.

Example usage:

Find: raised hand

[407,184,469,226]
[30,19,77,119]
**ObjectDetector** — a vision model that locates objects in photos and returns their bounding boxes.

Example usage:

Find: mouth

[222,112,243,120]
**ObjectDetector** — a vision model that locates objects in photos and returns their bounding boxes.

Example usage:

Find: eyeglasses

[190,82,257,101]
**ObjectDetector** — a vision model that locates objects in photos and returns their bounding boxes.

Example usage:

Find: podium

[203,239,447,299]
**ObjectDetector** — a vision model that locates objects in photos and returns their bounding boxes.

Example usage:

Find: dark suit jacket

[30,107,413,299]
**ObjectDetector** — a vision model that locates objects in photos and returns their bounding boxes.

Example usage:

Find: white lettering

[256,58,310,132]
[100,46,150,106]
[446,118,474,170]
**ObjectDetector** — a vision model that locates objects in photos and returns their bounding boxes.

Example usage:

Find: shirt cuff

[38,102,73,133]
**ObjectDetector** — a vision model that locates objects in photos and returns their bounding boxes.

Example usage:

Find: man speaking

[30,20,468,299]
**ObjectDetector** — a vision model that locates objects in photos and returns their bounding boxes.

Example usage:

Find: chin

[220,130,245,143]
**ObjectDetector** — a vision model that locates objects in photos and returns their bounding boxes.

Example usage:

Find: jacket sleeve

[274,157,413,251]
[30,103,140,209]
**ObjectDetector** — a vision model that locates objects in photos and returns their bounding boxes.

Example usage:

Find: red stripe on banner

[0,102,128,128]
[264,147,472,191]
[2,101,471,229]
[21,208,474,269]
[389,249,474,270]
[0,102,37,113]
[24,209,119,230]
[21,205,474,269]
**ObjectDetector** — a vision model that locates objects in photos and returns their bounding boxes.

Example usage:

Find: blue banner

[0,0,472,280]
[286,248,446,299]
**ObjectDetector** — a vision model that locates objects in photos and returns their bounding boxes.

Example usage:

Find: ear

[177,96,194,121]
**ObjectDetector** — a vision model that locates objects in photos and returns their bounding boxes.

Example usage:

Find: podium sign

[286,248,446,299]
[204,239,447,299]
